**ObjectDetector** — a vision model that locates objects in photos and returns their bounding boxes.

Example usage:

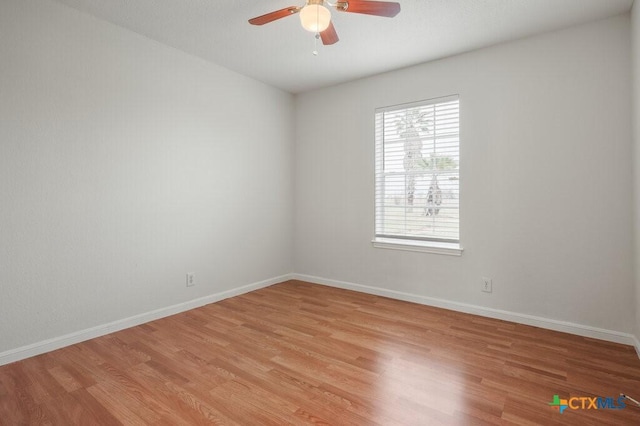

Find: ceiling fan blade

[248,6,301,25]
[320,21,339,45]
[336,1,400,17]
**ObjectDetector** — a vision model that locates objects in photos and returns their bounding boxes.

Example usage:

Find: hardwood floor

[1,280,640,425]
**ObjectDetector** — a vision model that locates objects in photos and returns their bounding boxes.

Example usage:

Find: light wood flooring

[1,280,640,425]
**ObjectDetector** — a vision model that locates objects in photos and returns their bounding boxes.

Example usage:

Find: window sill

[372,238,463,256]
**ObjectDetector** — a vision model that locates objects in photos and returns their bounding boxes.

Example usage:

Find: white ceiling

[51,0,633,93]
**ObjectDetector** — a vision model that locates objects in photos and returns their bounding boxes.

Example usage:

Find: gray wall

[294,15,634,333]
[0,0,294,353]
[633,3,640,341]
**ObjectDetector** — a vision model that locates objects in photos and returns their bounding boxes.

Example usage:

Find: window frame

[372,95,463,256]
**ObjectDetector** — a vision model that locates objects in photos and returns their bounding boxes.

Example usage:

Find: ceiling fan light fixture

[299,4,331,33]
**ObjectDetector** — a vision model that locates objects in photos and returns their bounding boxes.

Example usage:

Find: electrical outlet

[482,277,492,293]
[186,273,195,287]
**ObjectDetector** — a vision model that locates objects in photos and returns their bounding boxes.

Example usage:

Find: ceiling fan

[248,0,401,46]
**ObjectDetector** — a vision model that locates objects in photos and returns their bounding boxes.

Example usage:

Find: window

[373,95,461,255]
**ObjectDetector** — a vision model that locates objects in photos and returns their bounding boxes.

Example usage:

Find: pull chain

[313,33,319,56]
[312,4,320,56]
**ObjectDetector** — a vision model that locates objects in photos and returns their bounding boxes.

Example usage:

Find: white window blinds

[375,95,460,244]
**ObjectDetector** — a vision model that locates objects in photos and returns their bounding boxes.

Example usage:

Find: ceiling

[51,0,634,93]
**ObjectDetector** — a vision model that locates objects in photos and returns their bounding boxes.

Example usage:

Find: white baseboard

[632,335,640,358]
[0,273,294,367]
[293,273,640,351]
[3,272,638,366]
